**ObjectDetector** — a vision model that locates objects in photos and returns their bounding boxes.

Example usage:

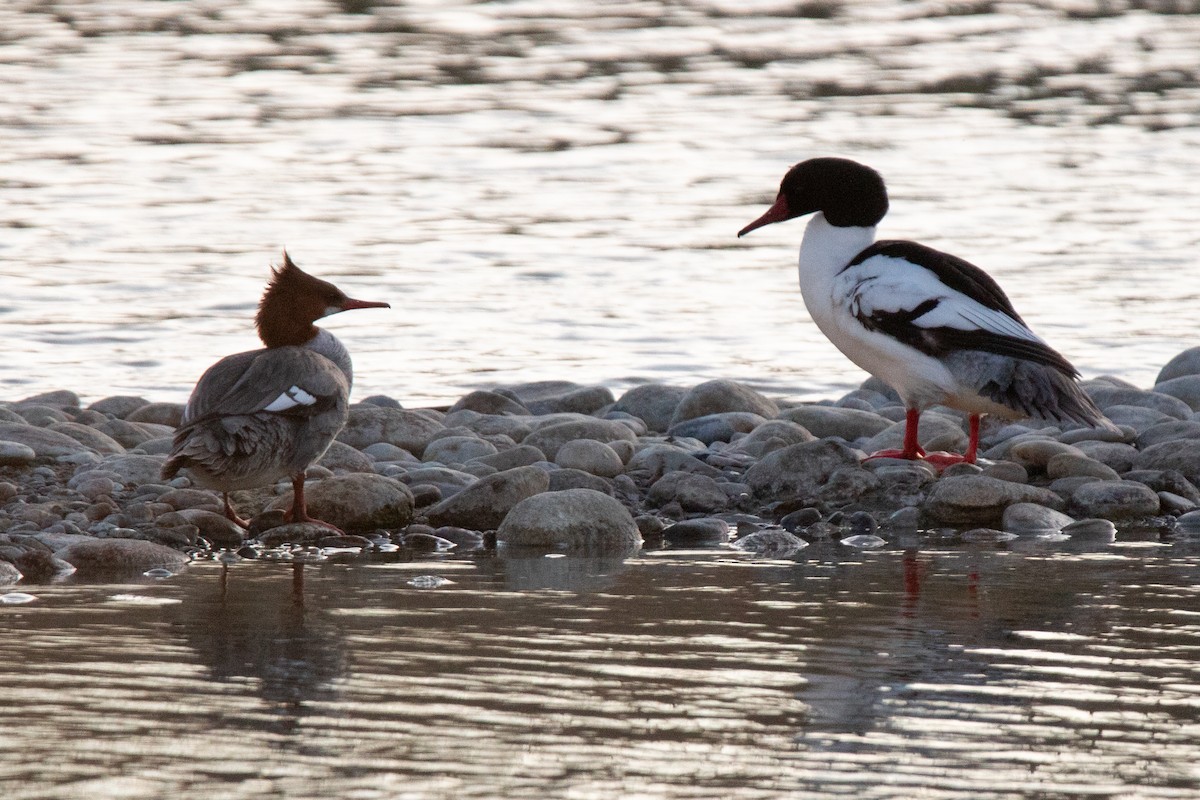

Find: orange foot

[863,449,973,472]
[282,511,346,535]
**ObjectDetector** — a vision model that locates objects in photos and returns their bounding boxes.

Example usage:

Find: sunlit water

[4,538,1200,799]
[1,1,1199,406]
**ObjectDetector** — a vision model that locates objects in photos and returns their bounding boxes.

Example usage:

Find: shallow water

[1,0,1199,406]
[4,537,1200,799]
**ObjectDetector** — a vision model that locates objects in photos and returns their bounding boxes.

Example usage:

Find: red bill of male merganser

[162,253,389,527]
[738,157,1113,468]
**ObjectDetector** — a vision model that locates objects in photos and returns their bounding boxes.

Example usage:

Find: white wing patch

[841,256,1045,344]
[264,385,318,412]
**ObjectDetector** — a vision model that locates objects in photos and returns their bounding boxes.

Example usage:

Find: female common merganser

[162,253,389,527]
[738,157,1111,467]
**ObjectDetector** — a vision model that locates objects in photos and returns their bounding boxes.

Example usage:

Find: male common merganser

[738,157,1111,467]
[162,253,389,527]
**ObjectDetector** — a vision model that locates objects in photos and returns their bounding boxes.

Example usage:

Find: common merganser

[738,157,1111,467]
[162,253,389,527]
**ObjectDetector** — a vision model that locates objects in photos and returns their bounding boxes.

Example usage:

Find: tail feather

[980,361,1116,431]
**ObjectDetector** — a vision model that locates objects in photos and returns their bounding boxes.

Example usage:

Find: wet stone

[662,518,730,547]
[731,527,808,557]
[496,488,640,552]
[1002,502,1076,533]
[780,507,822,531]
[56,538,191,578]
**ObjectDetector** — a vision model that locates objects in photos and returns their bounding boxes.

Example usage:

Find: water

[1,1,1198,406]
[4,2,1200,796]
[4,539,1200,799]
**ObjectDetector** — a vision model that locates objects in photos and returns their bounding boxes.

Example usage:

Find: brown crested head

[255,251,390,348]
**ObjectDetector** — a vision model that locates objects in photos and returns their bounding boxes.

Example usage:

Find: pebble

[9,352,1200,582]
[56,538,191,578]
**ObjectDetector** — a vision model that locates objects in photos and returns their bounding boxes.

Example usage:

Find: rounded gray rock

[1069,481,1160,521]
[423,435,499,465]
[522,419,637,461]
[1152,374,1200,411]
[126,402,185,427]
[923,475,1065,525]
[424,465,550,531]
[648,472,728,513]
[337,406,445,457]
[496,488,640,551]
[0,441,37,467]
[662,517,730,546]
[1156,346,1200,384]
[743,439,863,501]
[318,440,376,473]
[1133,441,1200,484]
[667,412,767,445]
[1046,453,1121,481]
[612,384,689,433]
[670,379,779,426]
[87,395,151,419]
[0,423,93,460]
[1087,387,1191,420]
[272,473,415,531]
[1001,502,1076,533]
[56,538,191,578]
[448,390,530,416]
[555,439,624,478]
[47,422,126,455]
[777,405,891,440]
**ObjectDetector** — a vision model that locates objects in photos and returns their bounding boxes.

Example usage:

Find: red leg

[924,413,981,469]
[283,473,344,532]
[865,407,927,462]
[223,493,250,529]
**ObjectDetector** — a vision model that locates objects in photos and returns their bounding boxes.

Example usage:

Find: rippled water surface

[4,539,1200,799]
[1,0,1199,405]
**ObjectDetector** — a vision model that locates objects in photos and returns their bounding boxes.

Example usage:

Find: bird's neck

[305,327,354,387]
[798,212,877,282]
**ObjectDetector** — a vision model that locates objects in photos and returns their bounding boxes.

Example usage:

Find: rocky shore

[4,346,1200,585]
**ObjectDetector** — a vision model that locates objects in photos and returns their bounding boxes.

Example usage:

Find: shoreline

[3,346,1200,584]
